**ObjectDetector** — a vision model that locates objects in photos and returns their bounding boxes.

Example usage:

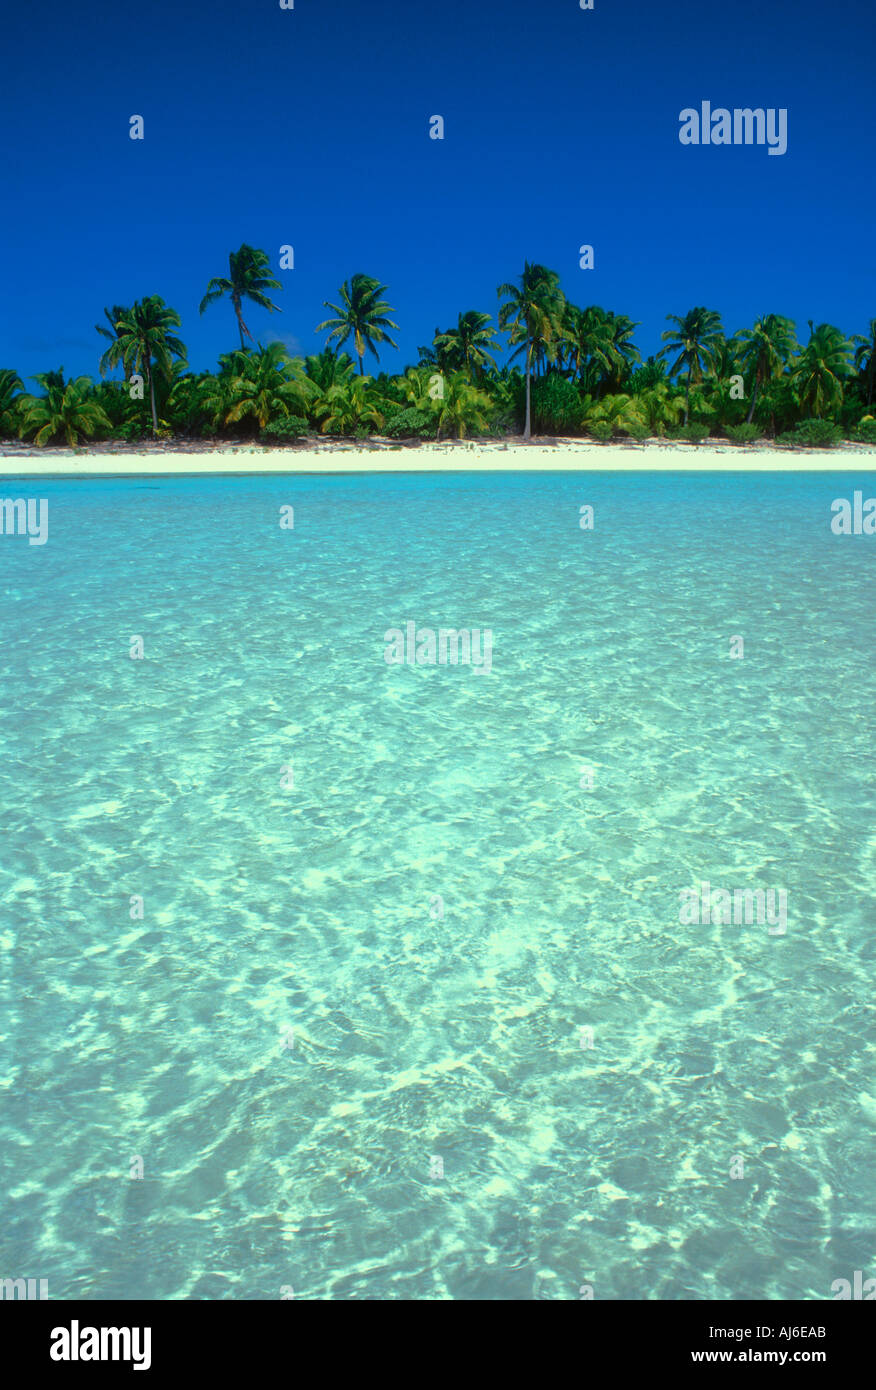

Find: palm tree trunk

[746,377,759,424]
[147,360,157,436]
[524,341,532,440]
[685,364,691,425]
[233,296,246,351]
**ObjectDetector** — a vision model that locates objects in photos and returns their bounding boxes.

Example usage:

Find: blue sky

[2,0,874,384]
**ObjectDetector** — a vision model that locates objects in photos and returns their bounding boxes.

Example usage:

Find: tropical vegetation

[2,247,873,448]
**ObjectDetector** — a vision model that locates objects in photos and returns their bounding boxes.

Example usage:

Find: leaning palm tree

[0,368,24,437]
[791,323,853,418]
[102,297,186,436]
[658,307,725,424]
[18,372,110,447]
[432,311,499,380]
[200,244,283,350]
[316,274,399,375]
[853,318,876,407]
[734,314,798,422]
[497,263,565,439]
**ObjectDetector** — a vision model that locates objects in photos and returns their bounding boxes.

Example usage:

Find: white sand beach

[1,438,874,475]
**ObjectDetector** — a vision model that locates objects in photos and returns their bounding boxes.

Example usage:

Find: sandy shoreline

[1,438,874,475]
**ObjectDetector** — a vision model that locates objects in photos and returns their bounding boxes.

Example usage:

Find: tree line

[1,246,874,449]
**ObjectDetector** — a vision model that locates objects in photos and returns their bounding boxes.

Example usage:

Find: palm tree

[200,245,283,350]
[303,347,356,393]
[853,318,876,407]
[630,356,669,394]
[562,305,612,389]
[791,323,853,418]
[155,360,202,435]
[561,305,639,396]
[316,375,385,435]
[432,372,494,441]
[497,263,565,439]
[734,314,798,422]
[582,392,647,439]
[432,311,499,380]
[415,331,442,371]
[102,297,186,436]
[202,342,315,434]
[317,274,399,375]
[18,371,110,447]
[95,304,134,377]
[397,366,435,409]
[604,312,641,391]
[0,368,24,437]
[317,272,400,375]
[634,382,685,437]
[658,307,725,424]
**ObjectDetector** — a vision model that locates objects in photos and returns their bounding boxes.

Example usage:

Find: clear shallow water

[1,468,874,1301]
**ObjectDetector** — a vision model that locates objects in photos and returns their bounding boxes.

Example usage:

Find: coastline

[2,437,875,475]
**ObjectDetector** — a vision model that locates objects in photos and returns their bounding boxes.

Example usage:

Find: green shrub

[112,419,150,442]
[624,420,650,441]
[589,420,612,442]
[630,357,668,393]
[776,418,844,449]
[726,423,761,445]
[851,418,876,444]
[383,407,435,439]
[260,416,309,442]
[679,423,707,443]
[530,374,585,434]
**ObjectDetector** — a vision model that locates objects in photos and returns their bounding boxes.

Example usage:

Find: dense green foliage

[726,423,762,445]
[529,374,586,434]
[259,416,309,442]
[776,419,845,449]
[383,407,435,439]
[677,423,709,444]
[3,248,874,447]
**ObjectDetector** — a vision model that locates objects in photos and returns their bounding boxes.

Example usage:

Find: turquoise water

[1,469,874,1300]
